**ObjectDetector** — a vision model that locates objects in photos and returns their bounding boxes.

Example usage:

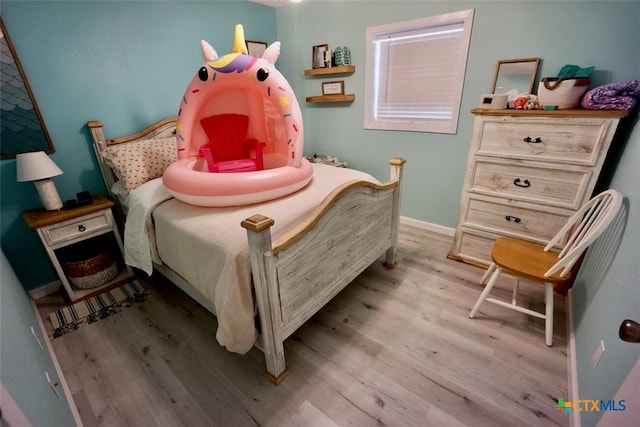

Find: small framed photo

[312,44,329,68]
[322,81,345,96]
[246,40,268,57]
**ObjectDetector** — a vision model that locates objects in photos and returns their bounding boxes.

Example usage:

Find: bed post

[87,121,117,199]
[86,120,126,227]
[384,157,406,269]
[241,214,290,385]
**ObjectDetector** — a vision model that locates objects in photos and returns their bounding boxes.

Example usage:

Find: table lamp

[16,151,64,210]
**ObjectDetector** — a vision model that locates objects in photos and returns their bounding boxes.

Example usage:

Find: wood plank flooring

[39,224,568,426]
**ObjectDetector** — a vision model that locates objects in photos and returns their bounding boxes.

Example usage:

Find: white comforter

[124,164,379,354]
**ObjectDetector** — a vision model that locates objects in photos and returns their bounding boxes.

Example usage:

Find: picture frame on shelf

[322,81,345,96]
[246,40,268,57]
[312,44,329,68]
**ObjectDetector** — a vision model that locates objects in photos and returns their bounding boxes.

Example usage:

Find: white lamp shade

[16,151,63,182]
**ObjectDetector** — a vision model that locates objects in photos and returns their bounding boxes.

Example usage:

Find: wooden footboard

[242,158,406,383]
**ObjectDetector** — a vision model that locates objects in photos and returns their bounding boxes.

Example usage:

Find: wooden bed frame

[87,118,406,384]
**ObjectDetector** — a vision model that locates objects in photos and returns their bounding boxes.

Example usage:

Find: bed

[87,117,406,383]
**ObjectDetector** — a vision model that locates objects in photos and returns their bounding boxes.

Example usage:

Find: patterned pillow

[103,137,177,193]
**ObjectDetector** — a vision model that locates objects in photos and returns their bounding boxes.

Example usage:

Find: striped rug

[49,280,147,338]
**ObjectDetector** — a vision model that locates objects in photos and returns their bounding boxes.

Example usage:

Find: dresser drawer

[476,117,612,165]
[40,210,112,246]
[455,230,496,265]
[462,197,571,243]
[452,225,565,266]
[470,159,591,209]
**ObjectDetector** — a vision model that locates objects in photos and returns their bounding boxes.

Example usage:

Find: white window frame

[364,9,474,134]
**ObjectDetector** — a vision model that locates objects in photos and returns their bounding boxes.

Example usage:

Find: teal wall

[274,2,639,426]
[1,1,638,425]
[0,0,276,288]
[275,0,639,226]
[572,119,640,426]
[1,249,77,425]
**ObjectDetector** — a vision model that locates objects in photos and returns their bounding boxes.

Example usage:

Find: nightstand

[22,195,134,302]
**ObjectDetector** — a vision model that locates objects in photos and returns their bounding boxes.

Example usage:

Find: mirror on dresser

[491,57,540,94]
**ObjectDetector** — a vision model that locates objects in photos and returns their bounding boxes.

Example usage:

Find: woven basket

[63,249,118,289]
[537,77,590,109]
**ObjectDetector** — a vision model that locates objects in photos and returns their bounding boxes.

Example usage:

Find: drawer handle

[78,224,86,232]
[505,215,521,223]
[523,136,542,143]
[513,178,531,188]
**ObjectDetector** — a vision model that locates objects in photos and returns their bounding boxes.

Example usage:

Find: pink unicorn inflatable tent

[163,25,312,207]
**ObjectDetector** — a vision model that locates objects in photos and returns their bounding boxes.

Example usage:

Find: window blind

[373,22,465,122]
[364,9,474,134]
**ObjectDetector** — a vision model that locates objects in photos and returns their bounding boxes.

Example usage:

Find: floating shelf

[304,65,356,76]
[306,94,355,103]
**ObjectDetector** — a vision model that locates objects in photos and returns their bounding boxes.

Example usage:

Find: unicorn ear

[200,40,218,62]
[262,41,281,65]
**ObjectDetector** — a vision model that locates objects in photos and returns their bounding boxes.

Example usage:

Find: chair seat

[492,237,573,286]
[213,159,258,173]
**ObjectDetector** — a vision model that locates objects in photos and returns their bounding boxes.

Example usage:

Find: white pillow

[103,137,177,193]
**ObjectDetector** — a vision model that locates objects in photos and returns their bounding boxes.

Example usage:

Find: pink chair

[198,114,265,173]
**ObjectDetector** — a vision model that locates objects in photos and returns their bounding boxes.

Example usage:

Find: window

[364,9,474,134]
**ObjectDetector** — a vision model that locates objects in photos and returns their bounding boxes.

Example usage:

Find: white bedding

[124,164,380,354]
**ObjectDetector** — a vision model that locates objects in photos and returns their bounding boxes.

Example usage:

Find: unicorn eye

[198,66,208,81]
[257,68,269,82]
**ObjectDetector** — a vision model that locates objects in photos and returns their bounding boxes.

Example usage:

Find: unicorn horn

[232,24,248,55]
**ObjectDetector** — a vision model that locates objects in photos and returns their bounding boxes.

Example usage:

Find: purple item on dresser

[581,80,639,110]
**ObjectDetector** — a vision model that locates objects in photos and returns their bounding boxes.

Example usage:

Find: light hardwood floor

[38,224,569,426]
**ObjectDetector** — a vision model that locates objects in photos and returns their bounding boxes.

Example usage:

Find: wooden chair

[198,114,265,173]
[469,189,623,346]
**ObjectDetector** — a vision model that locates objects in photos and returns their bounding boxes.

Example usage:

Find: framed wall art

[1,18,55,159]
[322,81,345,96]
[246,40,268,57]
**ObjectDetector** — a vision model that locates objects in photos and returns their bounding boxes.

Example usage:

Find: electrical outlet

[592,340,605,368]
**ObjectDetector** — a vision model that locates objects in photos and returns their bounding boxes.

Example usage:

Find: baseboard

[566,288,580,427]
[28,280,62,300]
[400,216,455,236]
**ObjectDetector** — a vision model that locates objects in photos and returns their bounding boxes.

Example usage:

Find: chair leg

[544,282,554,346]
[199,146,216,172]
[480,262,497,285]
[470,266,502,318]
[512,279,520,305]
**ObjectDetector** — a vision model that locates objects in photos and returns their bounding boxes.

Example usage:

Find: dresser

[449,108,629,267]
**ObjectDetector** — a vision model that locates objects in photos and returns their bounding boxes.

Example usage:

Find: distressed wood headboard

[86,117,177,201]
[86,117,177,226]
